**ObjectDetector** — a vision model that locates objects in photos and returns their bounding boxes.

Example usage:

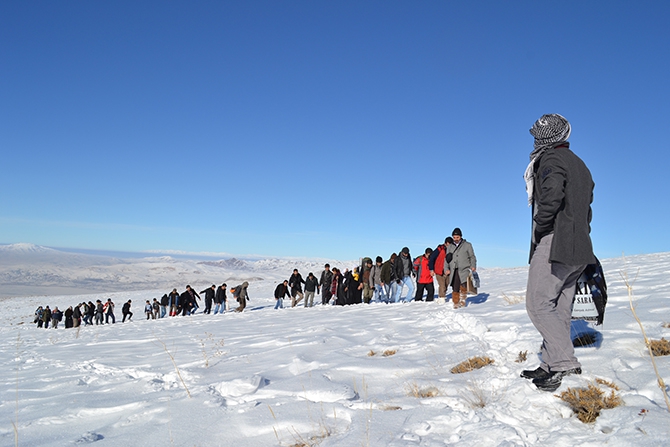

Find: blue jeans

[395,276,414,302]
[373,284,387,303]
[213,303,222,314]
[160,306,167,318]
[385,282,397,303]
[274,299,283,309]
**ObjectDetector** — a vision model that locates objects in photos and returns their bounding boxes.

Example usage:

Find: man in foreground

[521,113,595,392]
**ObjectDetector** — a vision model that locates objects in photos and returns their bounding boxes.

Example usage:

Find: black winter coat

[530,143,596,266]
[200,287,216,303]
[122,302,131,314]
[395,253,413,280]
[274,283,290,299]
[344,271,362,305]
[289,273,305,293]
[215,287,227,304]
[305,276,319,292]
[180,291,192,310]
[319,270,333,295]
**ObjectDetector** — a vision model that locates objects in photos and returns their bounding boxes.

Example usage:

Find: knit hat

[401,247,409,255]
[529,114,571,150]
[452,228,462,237]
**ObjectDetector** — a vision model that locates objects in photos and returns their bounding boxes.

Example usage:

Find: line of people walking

[32,281,253,329]
[32,228,476,327]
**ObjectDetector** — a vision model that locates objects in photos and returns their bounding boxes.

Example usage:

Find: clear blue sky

[2,1,669,267]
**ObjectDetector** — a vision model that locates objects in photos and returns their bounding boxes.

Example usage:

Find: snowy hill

[1,251,669,446]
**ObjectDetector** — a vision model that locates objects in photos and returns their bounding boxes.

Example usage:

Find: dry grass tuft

[515,351,528,363]
[197,332,226,368]
[595,378,620,391]
[450,356,494,374]
[288,427,331,447]
[462,383,488,409]
[367,350,376,357]
[649,338,670,357]
[379,404,402,411]
[501,293,525,305]
[406,383,440,398]
[382,349,397,357]
[154,334,191,398]
[558,381,623,423]
[661,322,670,329]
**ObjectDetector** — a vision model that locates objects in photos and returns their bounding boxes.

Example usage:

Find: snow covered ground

[1,247,669,446]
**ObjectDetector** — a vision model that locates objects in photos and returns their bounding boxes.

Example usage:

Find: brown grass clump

[382,349,397,357]
[515,351,528,363]
[649,338,670,356]
[367,350,376,357]
[406,383,440,398]
[450,356,494,374]
[287,425,331,447]
[558,381,623,423]
[661,322,670,329]
[595,378,620,391]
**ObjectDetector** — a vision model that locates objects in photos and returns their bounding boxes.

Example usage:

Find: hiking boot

[451,290,460,308]
[532,367,582,392]
[520,367,551,380]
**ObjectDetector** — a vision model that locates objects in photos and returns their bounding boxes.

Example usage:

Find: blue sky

[2,1,669,267]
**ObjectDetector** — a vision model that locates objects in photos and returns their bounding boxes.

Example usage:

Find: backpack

[572,258,608,325]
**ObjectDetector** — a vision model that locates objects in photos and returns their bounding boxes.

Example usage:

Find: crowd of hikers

[276,228,477,309]
[33,228,477,328]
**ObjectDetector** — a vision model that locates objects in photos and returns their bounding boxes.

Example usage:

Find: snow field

[1,253,669,446]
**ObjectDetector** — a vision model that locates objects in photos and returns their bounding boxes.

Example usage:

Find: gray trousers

[304,291,315,307]
[526,234,585,372]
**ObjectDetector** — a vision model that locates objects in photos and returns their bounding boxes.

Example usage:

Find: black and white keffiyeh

[524,114,571,206]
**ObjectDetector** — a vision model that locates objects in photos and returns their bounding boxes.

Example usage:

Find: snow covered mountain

[0,243,350,298]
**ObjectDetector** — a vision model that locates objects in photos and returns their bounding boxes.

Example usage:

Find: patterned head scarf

[524,114,571,207]
[529,113,571,151]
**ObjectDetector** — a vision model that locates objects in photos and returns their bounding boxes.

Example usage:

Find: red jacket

[414,255,433,284]
[428,244,448,276]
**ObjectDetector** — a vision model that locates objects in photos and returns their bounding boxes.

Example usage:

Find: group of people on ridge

[273,227,477,309]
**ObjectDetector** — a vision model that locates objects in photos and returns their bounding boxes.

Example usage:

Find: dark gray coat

[530,143,596,266]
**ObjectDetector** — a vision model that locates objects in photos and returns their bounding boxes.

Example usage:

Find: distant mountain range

[0,243,348,298]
